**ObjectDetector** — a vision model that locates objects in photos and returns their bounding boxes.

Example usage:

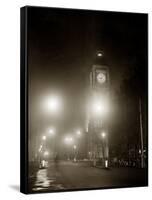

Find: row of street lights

[38,127,82,161]
[37,95,108,164]
[38,127,56,160]
[64,130,82,161]
[42,128,56,141]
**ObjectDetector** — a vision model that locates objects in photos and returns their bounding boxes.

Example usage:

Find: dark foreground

[28,161,148,193]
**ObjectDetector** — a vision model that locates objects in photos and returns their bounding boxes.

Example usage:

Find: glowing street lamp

[45,96,61,113]
[42,135,46,141]
[92,101,104,115]
[92,98,109,116]
[101,132,106,139]
[76,130,81,136]
[94,103,103,113]
[49,128,55,136]
[64,137,73,144]
[73,145,77,150]
[44,151,49,157]
[69,137,73,142]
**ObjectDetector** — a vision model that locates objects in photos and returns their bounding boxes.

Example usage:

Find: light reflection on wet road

[30,161,147,192]
[32,165,65,191]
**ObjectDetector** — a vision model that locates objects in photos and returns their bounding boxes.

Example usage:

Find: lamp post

[42,135,47,154]
[42,135,46,141]
[41,135,47,159]
[101,131,109,168]
[73,145,77,162]
[43,95,62,162]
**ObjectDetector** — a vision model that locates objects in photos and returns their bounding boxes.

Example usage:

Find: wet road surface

[29,161,148,193]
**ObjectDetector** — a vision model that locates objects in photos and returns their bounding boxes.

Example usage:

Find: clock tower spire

[87,50,110,168]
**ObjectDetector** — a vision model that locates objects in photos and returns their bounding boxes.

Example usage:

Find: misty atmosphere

[26,7,148,193]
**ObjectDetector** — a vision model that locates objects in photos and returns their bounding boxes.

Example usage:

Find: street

[28,161,147,193]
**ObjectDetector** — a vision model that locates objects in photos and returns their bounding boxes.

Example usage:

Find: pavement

[28,161,148,193]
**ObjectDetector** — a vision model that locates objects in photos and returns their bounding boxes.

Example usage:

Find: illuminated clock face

[97,72,106,84]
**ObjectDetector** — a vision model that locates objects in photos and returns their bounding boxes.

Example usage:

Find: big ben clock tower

[87,51,110,168]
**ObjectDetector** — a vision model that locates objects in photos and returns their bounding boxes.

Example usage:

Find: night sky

[27,6,148,157]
